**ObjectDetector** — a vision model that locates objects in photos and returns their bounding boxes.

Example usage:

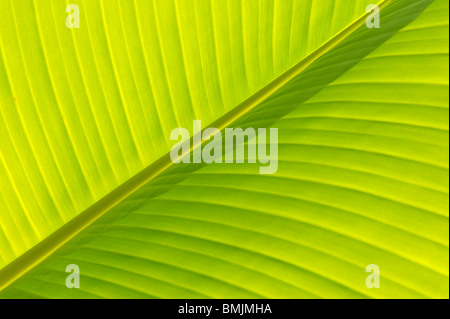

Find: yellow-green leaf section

[0,0,448,298]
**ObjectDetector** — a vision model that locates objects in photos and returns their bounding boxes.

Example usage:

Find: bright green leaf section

[0,0,447,298]
[0,0,378,268]
[1,1,449,298]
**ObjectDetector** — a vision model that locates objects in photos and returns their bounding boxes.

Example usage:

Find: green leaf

[0,0,448,298]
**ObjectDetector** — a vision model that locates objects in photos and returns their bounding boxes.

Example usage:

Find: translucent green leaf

[0,0,448,298]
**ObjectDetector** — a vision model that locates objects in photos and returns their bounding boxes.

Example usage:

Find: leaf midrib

[0,0,391,292]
